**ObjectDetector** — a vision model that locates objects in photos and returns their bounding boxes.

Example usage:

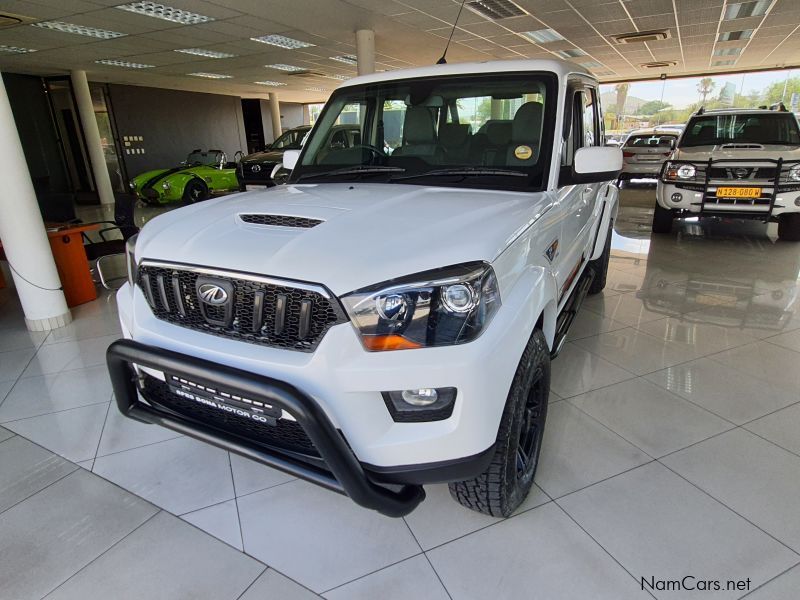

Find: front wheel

[183,179,209,204]
[778,213,800,241]
[652,201,674,234]
[449,329,550,517]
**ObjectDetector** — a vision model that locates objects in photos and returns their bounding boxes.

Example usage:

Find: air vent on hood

[612,30,671,44]
[641,60,677,68]
[466,0,525,20]
[239,214,323,228]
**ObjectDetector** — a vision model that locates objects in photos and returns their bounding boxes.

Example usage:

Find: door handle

[582,187,593,194]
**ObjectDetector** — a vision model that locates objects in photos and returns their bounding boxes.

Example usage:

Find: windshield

[624,134,676,148]
[185,150,223,166]
[681,113,800,147]
[291,72,557,191]
[270,128,308,150]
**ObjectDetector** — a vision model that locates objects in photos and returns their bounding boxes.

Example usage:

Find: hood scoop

[239,214,323,228]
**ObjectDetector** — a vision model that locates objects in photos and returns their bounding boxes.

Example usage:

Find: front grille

[708,167,778,180]
[140,374,318,456]
[138,263,346,352]
[239,214,323,228]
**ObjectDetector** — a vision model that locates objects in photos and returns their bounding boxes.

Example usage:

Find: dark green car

[130,149,242,205]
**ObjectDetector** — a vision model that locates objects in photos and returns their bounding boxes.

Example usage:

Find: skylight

[32,21,126,39]
[724,1,771,20]
[116,2,214,25]
[251,35,314,49]
[718,30,753,41]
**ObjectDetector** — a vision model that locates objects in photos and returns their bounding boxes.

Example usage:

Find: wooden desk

[0,223,99,307]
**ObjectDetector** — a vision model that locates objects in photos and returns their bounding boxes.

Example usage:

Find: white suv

[655,107,800,240]
[108,60,622,518]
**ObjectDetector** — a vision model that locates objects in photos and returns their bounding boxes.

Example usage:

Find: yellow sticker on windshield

[514,145,533,160]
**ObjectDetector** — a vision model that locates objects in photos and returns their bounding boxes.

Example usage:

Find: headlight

[125,234,139,286]
[788,165,800,182]
[129,181,136,190]
[341,262,501,351]
[161,181,171,190]
[664,162,697,181]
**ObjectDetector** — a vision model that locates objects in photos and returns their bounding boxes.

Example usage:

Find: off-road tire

[652,201,673,234]
[183,179,209,204]
[449,329,550,517]
[778,213,800,241]
[587,222,612,295]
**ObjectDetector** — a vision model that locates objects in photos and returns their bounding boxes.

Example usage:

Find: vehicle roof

[339,59,593,89]
[626,127,681,136]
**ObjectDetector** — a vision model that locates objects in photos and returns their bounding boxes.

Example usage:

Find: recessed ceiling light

[0,45,36,53]
[713,59,737,66]
[594,70,615,76]
[323,73,349,80]
[188,72,232,79]
[555,49,587,59]
[724,1,770,20]
[522,29,564,44]
[305,87,328,92]
[265,63,305,72]
[32,21,126,39]
[116,2,213,25]
[95,59,154,68]
[580,61,602,68]
[174,48,236,59]
[329,55,357,65]
[465,0,525,21]
[251,34,314,49]
[254,81,288,86]
[718,29,753,41]
[714,47,742,56]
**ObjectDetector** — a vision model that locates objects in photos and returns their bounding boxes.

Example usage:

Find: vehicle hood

[135,183,551,295]
[674,145,800,162]
[241,149,287,164]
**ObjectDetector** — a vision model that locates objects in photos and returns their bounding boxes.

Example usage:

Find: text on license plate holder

[716,186,761,198]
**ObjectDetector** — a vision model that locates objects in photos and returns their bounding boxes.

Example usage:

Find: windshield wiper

[390,167,527,181]
[297,166,405,181]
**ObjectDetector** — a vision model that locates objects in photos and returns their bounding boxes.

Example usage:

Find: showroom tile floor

[2,184,800,599]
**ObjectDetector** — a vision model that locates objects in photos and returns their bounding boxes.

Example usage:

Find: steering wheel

[356,144,388,162]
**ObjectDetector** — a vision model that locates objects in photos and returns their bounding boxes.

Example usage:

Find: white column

[356,29,375,76]
[0,73,71,330]
[302,104,311,125]
[71,70,115,205]
[268,92,282,140]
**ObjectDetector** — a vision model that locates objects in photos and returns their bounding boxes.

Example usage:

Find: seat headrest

[439,123,470,147]
[486,121,512,145]
[403,106,436,144]
[512,102,544,143]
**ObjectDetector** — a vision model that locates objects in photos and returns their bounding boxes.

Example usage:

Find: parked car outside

[618,127,679,183]
[110,59,622,518]
[130,149,241,205]
[655,107,800,240]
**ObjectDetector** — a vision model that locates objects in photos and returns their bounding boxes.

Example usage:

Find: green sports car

[130,149,242,205]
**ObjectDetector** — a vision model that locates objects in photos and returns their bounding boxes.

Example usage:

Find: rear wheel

[449,329,550,517]
[778,214,800,241]
[587,223,612,294]
[183,179,209,203]
[652,201,674,234]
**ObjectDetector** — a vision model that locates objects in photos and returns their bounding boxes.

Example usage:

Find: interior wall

[2,73,69,193]
[108,84,247,175]
[257,99,306,144]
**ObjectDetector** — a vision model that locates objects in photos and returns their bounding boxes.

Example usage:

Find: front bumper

[107,338,428,517]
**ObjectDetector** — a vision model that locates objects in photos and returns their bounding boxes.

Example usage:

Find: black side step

[550,269,595,359]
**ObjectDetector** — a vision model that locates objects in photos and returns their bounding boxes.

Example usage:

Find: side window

[582,89,597,147]
[561,89,583,167]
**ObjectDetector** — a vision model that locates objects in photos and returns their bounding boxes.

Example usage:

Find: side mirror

[572,146,622,183]
[282,149,300,171]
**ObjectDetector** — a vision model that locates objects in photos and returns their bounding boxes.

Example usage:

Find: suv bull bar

[660,157,800,221]
[106,338,425,517]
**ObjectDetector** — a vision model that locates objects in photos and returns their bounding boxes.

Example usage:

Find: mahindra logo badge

[251,164,262,173]
[198,283,229,305]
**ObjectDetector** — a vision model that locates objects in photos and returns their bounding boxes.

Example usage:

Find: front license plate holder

[716,186,761,198]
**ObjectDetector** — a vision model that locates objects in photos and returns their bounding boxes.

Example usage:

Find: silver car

[619,128,679,183]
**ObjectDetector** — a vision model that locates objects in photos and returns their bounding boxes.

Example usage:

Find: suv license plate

[716,187,761,198]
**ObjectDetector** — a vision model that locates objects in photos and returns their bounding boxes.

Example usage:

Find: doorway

[241,99,265,154]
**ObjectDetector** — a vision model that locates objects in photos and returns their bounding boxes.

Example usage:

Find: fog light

[671,193,683,203]
[382,387,457,422]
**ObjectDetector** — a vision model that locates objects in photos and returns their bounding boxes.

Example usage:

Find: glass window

[294,73,556,191]
[681,113,800,146]
[271,127,310,149]
[583,90,596,147]
[624,134,677,147]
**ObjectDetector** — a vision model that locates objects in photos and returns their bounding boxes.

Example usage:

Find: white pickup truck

[108,59,622,518]
[655,107,800,240]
